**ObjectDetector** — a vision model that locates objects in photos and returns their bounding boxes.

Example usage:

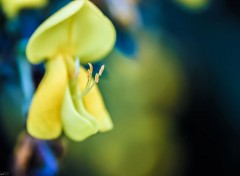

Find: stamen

[95,73,100,83]
[88,63,93,74]
[85,63,93,90]
[99,65,105,76]
[74,57,80,78]
[80,64,105,97]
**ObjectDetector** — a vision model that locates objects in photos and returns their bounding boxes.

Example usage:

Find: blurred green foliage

[59,32,185,176]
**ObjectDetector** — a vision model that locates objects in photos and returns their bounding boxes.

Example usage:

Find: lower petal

[27,55,67,139]
[79,67,113,132]
[61,84,98,141]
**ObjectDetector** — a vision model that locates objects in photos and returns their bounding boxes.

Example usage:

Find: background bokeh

[1,0,240,175]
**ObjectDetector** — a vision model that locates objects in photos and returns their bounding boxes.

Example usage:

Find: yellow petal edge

[27,55,67,139]
[26,0,116,64]
[61,84,99,141]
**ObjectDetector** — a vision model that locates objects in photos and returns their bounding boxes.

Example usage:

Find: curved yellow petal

[27,55,67,139]
[61,84,98,141]
[26,0,84,64]
[72,0,116,63]
[79,67,113,132]
[1,0,47,18]
[26,0,116,64]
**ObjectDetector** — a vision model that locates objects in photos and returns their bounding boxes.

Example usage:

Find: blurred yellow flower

[26,0,115,141]
[174,0,210,11]
[0,0,47,18]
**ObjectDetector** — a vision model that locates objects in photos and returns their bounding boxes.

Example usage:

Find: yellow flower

[174,0,210,11]
[0,0,47,18]
[26,0,115,141]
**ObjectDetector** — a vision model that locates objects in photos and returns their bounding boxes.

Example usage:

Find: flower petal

[72,0,116,63]
[61,84,98,141]
[26,0,84,64]
[27,55,67,139]
[26,0,115,64]
[79,67,113,132]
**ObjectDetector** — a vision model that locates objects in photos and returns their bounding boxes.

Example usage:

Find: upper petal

[27,55,67,139]
[26,0,116,64]
[72,0,116,63]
